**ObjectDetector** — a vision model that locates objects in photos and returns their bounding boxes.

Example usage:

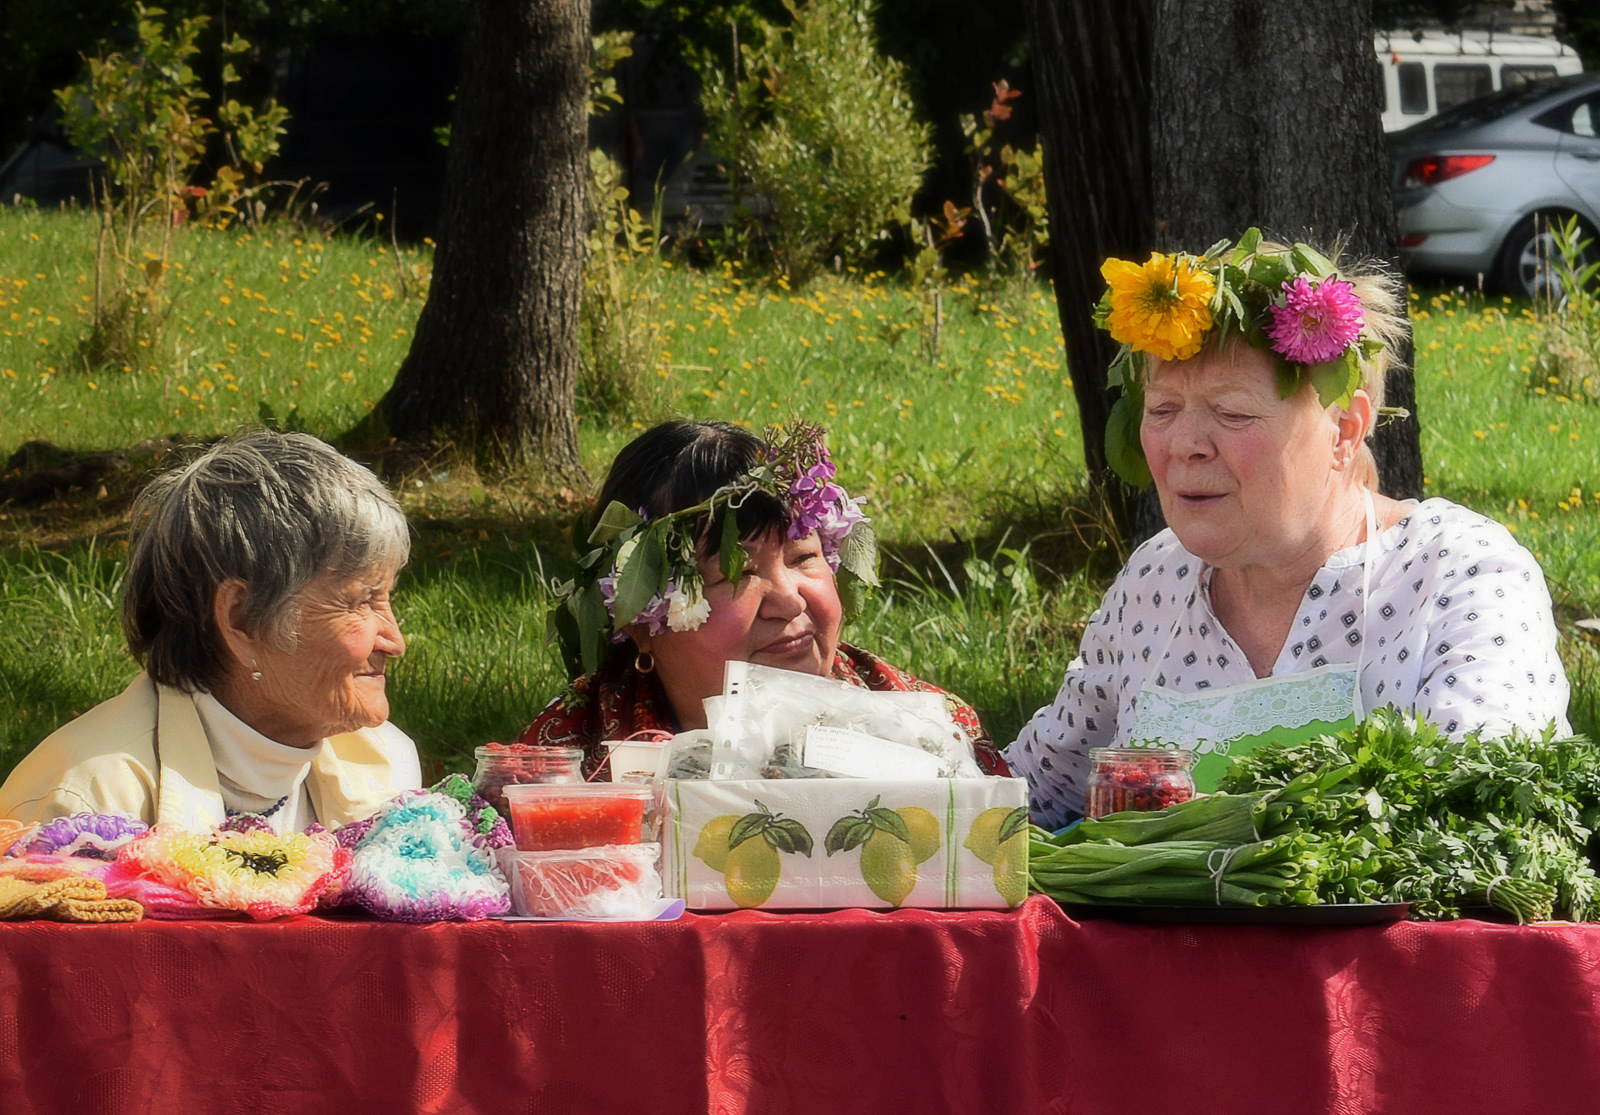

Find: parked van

[1374,29,1582,132]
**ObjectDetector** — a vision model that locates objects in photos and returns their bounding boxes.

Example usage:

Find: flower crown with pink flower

[551,421,877,676]
[1094,228,1392,488]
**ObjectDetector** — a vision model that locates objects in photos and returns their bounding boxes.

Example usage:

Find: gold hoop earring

[635,650,656,675]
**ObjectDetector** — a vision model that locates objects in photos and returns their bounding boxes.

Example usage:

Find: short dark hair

[591,420,787,553]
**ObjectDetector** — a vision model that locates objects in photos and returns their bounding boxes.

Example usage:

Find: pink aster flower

[1267,276,1365,365]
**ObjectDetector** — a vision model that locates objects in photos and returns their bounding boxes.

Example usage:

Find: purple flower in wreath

[787,454,841,538]
[599,571,678,639]
[784,443,867,569]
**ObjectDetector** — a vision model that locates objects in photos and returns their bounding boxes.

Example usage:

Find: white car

[1389,73,1600,299]
[1374,29,1581,134]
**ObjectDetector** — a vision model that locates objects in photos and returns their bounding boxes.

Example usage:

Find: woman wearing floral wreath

[1006,230,1570,829]
[519,419,1007,777]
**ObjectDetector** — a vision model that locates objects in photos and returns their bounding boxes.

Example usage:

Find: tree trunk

[363,0,589,477]
[1027,0,1426,546]
[1152,0,1424,503]
[1022,0,1156,527]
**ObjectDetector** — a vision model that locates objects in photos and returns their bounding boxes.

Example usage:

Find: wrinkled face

[641,529,843,730]
[1140,344,1348,571]
[246,567,406,747]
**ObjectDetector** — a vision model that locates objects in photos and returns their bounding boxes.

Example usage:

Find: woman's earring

[635,650,656,675]
[251,661,263,682]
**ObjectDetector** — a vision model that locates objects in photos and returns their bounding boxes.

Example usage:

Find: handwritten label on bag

[802,725,945,780]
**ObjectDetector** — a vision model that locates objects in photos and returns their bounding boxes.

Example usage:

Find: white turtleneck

[194,690,319,833]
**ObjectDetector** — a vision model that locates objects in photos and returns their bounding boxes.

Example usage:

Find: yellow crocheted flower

[1100,253,1216,362]
[123,825,346,920]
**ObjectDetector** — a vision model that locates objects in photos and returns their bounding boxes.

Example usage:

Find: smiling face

[634,529,843,730]
[1139,343,1367,575]
[217,566,406,748]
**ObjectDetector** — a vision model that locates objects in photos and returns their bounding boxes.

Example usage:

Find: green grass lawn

[3,206,1599,782]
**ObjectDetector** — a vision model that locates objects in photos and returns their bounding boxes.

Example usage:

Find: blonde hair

[1141,236,1409,483]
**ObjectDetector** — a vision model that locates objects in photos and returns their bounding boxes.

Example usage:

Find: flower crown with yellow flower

[1094,227,1387,487]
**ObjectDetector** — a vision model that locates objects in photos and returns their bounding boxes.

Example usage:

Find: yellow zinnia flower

[1100,253,1216,362]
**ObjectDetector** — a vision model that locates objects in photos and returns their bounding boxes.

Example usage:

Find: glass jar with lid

[471,743,584,816]
[1085,747,1195,819]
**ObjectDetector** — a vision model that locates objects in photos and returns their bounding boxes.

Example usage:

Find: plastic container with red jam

[1086,747,1196,818]
[501,782,656,851]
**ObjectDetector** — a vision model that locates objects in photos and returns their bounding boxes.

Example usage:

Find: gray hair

[122,429,411,691]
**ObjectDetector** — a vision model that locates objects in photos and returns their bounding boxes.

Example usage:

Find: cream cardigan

[0,672,421,829]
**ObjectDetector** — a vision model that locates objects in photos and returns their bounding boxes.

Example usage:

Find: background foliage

[5,207,1600,782]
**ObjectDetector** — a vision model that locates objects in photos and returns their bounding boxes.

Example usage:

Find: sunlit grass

[5,209,1600,778]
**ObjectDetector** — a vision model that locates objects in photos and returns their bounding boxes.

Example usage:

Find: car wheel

[1495,213,1594,302]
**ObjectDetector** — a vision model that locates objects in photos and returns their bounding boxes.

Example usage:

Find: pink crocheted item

[99,859,232,920]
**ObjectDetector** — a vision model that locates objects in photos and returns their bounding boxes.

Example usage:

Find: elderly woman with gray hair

[0,429,421,832]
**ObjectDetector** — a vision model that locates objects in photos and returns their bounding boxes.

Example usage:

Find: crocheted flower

[1268,276,1365,366]
[1100,253,1216,362]
[217,813,277,836]
[119,824,349,920]
[345,792,511,922]
[0,818,38,857]
[20,812,148,860]
[430,772,513,850]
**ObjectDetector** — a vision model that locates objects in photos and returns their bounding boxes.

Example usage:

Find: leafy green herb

[1030,708,1600,923]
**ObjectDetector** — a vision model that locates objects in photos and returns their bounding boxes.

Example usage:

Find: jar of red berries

[471,743,584,816]
[1086,747,1195,818]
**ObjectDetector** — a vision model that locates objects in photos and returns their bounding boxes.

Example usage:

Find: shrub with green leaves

[697,0,932,285]
[55,4,288,373]
[1531,214,1600,402]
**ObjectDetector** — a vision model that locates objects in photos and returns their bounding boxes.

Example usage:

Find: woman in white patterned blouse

[1006,232,1570,828]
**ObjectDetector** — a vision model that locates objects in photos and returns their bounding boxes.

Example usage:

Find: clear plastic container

[1086,747,1195,818]
[501,782,657,851]
[497,844,663,919]
[471,744,584,817]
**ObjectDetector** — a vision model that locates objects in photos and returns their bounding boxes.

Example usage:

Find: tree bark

[362,0,588,477]
[1151,0,1424,503]
[1027,0,1426,546]
[1022,0,1156,526]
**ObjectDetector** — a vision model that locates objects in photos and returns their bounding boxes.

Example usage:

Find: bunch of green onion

[1028,765,1379,908]
[1027,833,1324,907]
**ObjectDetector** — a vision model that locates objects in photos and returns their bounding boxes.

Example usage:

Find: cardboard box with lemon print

[662,777,1030,910]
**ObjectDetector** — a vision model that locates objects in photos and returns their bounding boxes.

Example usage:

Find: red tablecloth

[4,895,1599,1114]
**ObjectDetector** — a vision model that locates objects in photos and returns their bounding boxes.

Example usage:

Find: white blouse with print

[1004,498,1572,829]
